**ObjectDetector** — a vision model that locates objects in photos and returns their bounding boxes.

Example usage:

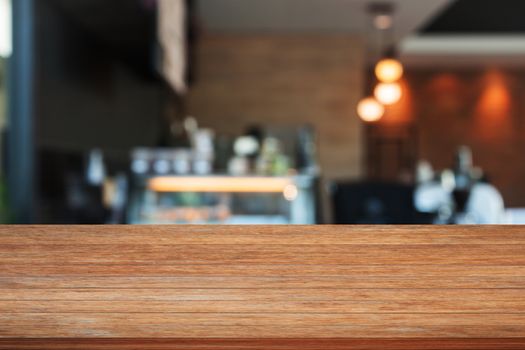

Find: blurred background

[0,0,523,224]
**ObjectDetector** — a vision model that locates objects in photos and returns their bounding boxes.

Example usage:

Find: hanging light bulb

[374,82,402,105]
[357,97,384,122]
[373,14,393,30]
[375,58,403,83]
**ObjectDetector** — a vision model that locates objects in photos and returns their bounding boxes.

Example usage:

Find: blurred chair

[331,181,433,224]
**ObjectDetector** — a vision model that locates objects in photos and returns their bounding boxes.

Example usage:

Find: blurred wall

[414,69,525,207]
[0,57,5,132]
[371,68,525,207]
[0,57,5,171]
[17,0,167,222]
[35,0,163,156]
[187,34,365,179]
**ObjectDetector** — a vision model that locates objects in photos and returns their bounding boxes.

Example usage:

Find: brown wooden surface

[1,338,525,350]
[1,225,525,349]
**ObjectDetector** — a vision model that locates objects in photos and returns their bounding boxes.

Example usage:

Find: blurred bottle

[296,125,319,175]
[153,150,172,174]
[105,173,128,224]
[256,137,290,176]
[131,148,152,175]
[86,149,106,186]
[228,136,259,175]
[415,160,434,185]
[454,145,473,190]
[172,149,192,175]
[193,128,214,175]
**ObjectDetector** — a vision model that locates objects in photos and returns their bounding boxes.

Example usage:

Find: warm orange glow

[373,14,392,30]
[375,58,403,83]
[357,97,384,122]
[283,184,298,201]
[148,176,294,193]
[374,82,402,105]
[379,79,413,125]
[427,74,463,112]
[476,72,511,117]
[473,70,512,140]
[429,74,462,93]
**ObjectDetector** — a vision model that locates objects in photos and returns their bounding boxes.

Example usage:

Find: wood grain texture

[1,225,525,349]
[2,338,525,350]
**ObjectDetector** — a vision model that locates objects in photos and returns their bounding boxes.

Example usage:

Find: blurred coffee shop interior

[0,0,524,225]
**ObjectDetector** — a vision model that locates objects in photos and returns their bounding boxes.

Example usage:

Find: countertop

[1,225,525,349]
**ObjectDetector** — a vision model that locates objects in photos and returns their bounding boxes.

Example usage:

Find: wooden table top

[1,225,525,349]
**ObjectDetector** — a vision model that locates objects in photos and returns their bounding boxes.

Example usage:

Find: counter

[1,225,525,349]
[129,175,317,224]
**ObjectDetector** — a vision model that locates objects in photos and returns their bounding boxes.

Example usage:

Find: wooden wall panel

[186,34,364,180]
[369,69,525,206]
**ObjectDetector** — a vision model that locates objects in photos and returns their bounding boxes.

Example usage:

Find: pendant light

[357,2,404,122]
[371,3,403,106]
[374,81,402,105]
[357,97,384,122]
[375,58,403,83]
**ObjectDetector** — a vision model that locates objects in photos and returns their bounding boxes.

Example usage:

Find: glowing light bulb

[374,82,402,105]
[374,14,392,30]
[283,184,298,201]
[357,97,384,122]
[375,58,403,83]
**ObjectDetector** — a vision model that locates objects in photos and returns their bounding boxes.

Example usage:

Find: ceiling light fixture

[373,14,392,30]
[374,82,402,105]
[375,58,403,83]
[355,2,403,123]
[357,97,385,122]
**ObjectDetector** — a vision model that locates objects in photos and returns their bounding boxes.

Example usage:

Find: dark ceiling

[421,0,525,34]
